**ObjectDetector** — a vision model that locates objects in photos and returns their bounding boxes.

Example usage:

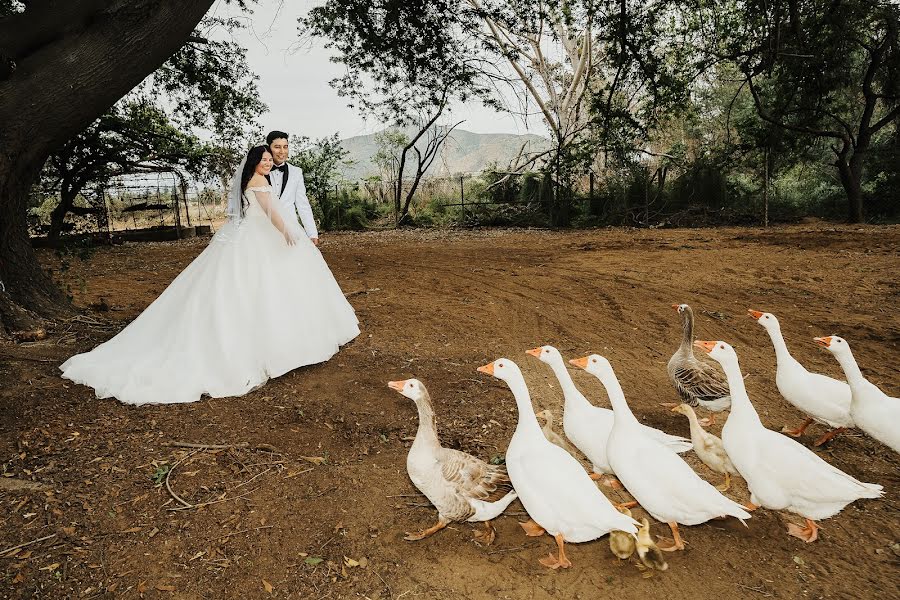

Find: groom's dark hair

[266,130,289,145]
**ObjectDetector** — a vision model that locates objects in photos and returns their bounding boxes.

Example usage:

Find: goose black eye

[720,345,725,350]
[498,362,504,368]
[764,316,769,319]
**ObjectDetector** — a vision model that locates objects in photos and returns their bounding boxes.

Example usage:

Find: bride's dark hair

[240,144,272,191]
[236,145,272,217]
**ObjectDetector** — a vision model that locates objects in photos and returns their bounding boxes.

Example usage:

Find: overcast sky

[210,0,544,140]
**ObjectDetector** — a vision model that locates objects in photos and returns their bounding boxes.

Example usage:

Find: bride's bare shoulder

[247,174,270,189]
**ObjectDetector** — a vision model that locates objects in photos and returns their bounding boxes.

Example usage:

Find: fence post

[336,184,341,230]
[459,175,465,226]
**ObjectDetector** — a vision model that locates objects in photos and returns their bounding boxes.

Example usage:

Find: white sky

[209,0,544,139]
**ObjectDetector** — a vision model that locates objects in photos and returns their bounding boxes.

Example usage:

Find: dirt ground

[1,224,898,600]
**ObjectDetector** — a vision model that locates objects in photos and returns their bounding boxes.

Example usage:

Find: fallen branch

[0,352,58,363]
[164,451,198,509]
[166,441,279,453]
[166,441,248,450]
[0,534,57,557]
[0,478,52,492]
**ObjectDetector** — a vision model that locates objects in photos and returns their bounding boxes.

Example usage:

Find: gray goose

[666,304,731,425]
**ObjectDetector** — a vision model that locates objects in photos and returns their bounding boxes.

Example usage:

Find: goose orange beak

[813,336,832,348]
[477,362,495,376]
[694,340,717,354]
[671,303,681,310]
[569,356,589,369]
[747,309,764,319]
[387,380,407,392]
[526,346,543,357]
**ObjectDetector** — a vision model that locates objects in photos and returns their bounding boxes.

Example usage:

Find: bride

[60,144,360,405]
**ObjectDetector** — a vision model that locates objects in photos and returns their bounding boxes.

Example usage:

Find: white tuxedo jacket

[268,163,318,239]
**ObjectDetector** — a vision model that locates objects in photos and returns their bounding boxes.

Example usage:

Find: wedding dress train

[61,185,360,406]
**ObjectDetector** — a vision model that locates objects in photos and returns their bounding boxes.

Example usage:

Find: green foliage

[289,133,351,203]
[39,14,264,237]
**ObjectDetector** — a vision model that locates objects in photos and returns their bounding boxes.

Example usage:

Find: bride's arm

[252,188,295,245]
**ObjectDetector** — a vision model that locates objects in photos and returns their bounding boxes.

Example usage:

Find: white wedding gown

[61,185,360,406]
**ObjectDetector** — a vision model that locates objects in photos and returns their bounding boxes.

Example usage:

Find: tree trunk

[0,0,216,333]
[48,188,79,241]
[835,144,866,224]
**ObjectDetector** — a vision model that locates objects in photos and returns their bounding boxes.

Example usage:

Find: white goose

[697,340,883,542]
[572,354,750,551]
[478,358,638,569]
[527,345,691,487]
[388,379,518,544]
[749,310,853,445]
[816,335,900,454]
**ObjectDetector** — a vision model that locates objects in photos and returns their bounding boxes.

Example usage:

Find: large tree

[40,15,264,240]
[41,100,209,240]
[693,0,900,222]
[304,0,485,224]
[0,0,241,335]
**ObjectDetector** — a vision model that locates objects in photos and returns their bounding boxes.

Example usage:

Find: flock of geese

[387,304,896,570]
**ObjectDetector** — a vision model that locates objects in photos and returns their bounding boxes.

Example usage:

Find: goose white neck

[718,355,761,425]
[505,374,543,438]
[595,370,640,428]
[413,392,440,448]
[831,348,866,388]
[547,358,589,409]
[764,324,795,366]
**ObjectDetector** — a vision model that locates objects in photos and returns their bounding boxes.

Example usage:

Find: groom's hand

[311,237,320,246]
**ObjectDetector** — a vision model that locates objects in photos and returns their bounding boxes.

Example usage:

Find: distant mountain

[338,128,549,181]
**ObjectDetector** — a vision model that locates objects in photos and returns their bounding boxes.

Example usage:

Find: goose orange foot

[590,473,624,489]
[519,519,546,537]
[473,520,496,546]
[787,518,820,543]
[404,518,449,541]
[813,428,846,447]
[656,522,687,552]
[615,501,638,511]
[781,418,814,437]
[538,534,572,569]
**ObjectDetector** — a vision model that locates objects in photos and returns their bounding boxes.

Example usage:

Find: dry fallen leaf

[344,556,360,568]
[299,456,326,465]
[156,583,176,591]
[262,579,273,593]
[39,563,60,572]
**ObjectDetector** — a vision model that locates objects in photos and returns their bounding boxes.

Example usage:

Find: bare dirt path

[2,224,898,599]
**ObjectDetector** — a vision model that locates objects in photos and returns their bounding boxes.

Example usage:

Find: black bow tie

[272,163,287,172]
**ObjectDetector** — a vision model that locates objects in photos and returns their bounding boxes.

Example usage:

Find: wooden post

[460,175,465,225]
[180,178,191,227]
[172,184,182,238]
[763,147,769,228]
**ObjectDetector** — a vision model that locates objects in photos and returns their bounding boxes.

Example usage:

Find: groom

[266,130,319,246]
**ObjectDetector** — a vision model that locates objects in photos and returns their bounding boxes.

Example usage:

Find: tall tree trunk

[834,143,866,224]
[0,0,215,333]
[48,187,79,241]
